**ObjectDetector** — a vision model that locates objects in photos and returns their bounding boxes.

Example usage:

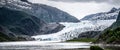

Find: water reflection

[0,45,90,50]
[0,48,90,50]
[0,41,120,50]
[0,46,120,50]
[0,42,90,50]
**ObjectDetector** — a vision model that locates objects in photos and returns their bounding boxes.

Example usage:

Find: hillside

[97,12,120,44]
[0,0,79,23]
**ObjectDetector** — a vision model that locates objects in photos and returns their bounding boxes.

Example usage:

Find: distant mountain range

[81,7,120,20]
[0,0,79,23]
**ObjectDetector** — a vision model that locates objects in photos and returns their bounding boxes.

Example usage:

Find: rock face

[78,31,101,38]
[0,7,45,36]
[0,0,79,23]
[110,11,120,29]
[97,12,120,44]
[0,7,64,41]
[38,23,65,35]
[32,4,79,23]
[117,12,120,21]
[81,7,120,20]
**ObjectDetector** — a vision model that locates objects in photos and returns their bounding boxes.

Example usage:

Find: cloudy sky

[28,0,120,19]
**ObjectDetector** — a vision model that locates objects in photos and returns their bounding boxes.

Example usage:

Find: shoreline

[0,41,120,50]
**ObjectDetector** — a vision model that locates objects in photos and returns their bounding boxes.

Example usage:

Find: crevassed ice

[32,20,116,41]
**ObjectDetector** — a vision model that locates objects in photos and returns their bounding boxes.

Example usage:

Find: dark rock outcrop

[0,7,46,36]
[109,11,120,29]
[78,31,101,38]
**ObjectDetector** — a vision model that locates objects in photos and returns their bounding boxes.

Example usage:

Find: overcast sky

[28,0,120,19]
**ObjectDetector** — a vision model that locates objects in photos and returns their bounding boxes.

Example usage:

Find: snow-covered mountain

[81,7,120,20]
[0,0,79,23]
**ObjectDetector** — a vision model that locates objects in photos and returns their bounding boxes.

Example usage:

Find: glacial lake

[0,41,120,50]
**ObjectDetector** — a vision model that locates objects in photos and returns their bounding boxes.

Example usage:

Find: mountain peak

[109,7,118,13]
[20,0,31,3]
[112,7,117,10]
[20,0,28,2]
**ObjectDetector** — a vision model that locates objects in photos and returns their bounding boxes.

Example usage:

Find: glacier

[82,7,120,20]
[32,20,116,41]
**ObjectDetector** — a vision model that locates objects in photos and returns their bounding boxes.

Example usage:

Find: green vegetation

[90,46,103,50]
[0,32,13,42]
[104,49,112,50]
[98,27,120,44]
[0,32,28,42]
[90,46,113,50]
[66,38,96,42]
[96,12,120,44]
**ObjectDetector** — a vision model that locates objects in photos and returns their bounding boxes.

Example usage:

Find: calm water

[0,41,120,50]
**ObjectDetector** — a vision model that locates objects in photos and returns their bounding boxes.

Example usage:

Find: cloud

[49,0,120,5]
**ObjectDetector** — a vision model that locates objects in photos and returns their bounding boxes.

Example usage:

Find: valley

[0,0,120,50]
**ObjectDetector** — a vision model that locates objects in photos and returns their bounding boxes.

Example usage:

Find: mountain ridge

[81,7,120,20]
[0,0,79,23]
